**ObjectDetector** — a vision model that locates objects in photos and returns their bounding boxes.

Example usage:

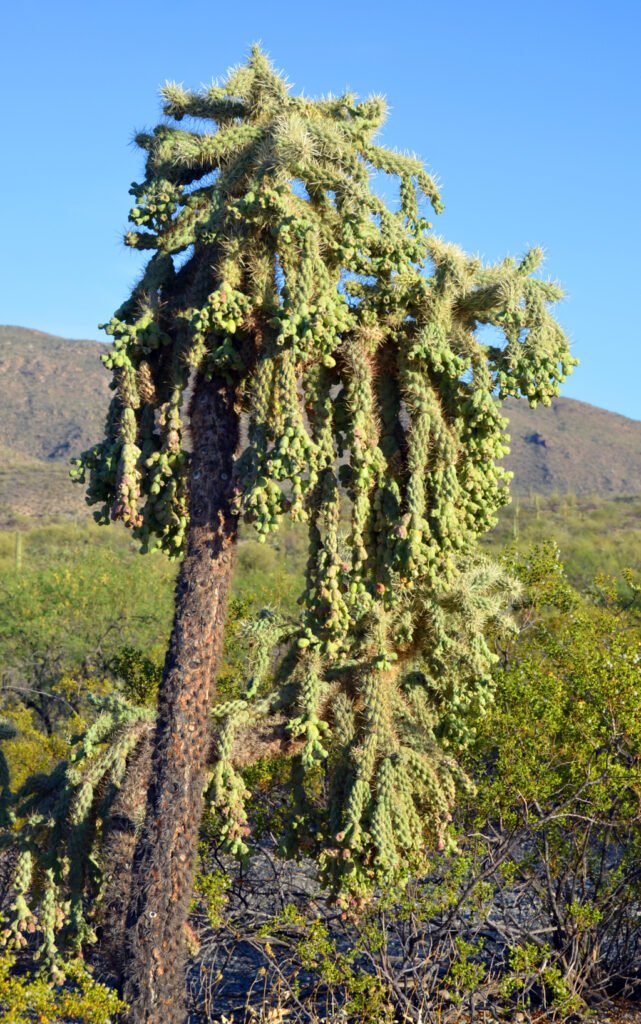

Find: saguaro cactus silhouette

[74,46,575,1023]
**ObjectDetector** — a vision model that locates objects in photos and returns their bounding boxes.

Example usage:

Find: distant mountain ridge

[0,326,639,525]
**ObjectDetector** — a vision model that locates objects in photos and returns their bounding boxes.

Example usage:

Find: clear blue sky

[2,0,639,419]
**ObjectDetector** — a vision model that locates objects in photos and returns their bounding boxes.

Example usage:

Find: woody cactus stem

[122,372,239,1024]
[98,724,154,978]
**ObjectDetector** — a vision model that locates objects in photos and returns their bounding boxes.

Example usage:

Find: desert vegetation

[0,46,639,1024]
[0,522,640,1022]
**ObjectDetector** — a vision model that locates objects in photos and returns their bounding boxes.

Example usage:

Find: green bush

[0,524,174,735]
[466,542,641,1006]
[0,949,125,1023]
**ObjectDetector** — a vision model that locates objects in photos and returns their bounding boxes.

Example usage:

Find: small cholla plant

[69,46,574,1023]
[0,697,153,979]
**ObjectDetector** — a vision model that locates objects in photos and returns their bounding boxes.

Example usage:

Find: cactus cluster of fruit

[65,48,576,923]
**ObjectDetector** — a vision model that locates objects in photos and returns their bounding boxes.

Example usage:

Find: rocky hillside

[0,326,639,524]
[504,396,641,497]
[0,326,110,461]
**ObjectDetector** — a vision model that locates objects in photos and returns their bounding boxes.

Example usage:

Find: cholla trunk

[122,373,239,1024]
[98,724,153,978]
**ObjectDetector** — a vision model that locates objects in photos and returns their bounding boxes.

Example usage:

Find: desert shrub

[0,948,124,1023]
[234,525,305,612]
[0,707,68,794]
[465,543,641,1006]
[484,495,641,594]
[0,529,174,734]
[108,646,162,706]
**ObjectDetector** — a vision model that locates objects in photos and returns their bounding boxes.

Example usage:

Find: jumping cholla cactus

[68,46,574,1023]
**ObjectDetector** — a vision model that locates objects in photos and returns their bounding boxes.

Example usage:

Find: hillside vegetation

[0,446,87,526]
[4,489,641,609]
[483,492,641,589]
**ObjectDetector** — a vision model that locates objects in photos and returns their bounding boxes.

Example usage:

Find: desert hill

[0,326,110,462]
[504,396,641,497]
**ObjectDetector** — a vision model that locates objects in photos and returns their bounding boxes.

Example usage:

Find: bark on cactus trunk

[99,721,153,980]
[122,372,240,1024]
